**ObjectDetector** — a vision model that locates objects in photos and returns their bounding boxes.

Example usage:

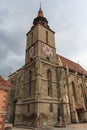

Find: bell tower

[25,5,56,64]
[24,6,58,127]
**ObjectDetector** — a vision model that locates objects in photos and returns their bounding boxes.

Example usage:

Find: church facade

[7,7,87,127]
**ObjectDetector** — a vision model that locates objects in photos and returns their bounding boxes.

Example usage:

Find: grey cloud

[0,0,87,79]
[0,28,25,54]
[0,28,25,78]
[0,8,9,24]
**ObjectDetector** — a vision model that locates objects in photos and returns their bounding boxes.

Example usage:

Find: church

[7,6,87,127]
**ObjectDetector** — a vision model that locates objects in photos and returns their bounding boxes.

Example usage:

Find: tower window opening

[47,57,50,61]
[30,58,33,62]
[31,32,33,44]
[46,31,48,44]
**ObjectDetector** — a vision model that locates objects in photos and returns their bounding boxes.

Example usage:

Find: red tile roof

[0,76,12,87]
[57,54,87,76]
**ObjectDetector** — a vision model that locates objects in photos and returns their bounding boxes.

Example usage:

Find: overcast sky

[0,0,87,79]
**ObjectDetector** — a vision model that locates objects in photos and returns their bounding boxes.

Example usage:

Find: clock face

[29,46,34,57]
[42,45,53,57]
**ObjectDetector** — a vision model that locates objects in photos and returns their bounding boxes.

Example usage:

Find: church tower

[23,6,58,127]
[7,6,59,127]
[8,4,87,127]
[25,6,56,64]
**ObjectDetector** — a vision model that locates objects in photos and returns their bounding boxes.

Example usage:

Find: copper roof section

[57,54,87,76]
[0,76,12,87]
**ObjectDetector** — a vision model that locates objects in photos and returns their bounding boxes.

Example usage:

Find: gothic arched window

[47,69,52,96]
[71,81,77,102]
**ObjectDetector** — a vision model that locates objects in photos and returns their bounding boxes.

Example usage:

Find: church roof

[57,55,87,76]
[0,76,12,87]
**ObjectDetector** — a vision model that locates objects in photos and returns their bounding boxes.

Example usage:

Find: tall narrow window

[27,104,30,113]
[31,32,33,44]
[46,31,48,43]
[29,70,32,96]
[71,81,77,102]
[47,69,52,96]
[50,103,53,112]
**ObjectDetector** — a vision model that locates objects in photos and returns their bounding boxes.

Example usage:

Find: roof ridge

[57,54,79,65]
[57,54,87,76]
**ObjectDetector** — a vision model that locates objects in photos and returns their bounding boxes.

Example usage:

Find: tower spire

[39,1,42,11]
[38,1,43,17]
[33,3,49,28]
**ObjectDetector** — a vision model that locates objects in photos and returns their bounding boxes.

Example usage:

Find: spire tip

[39,1,42,11]
[38,1,43,17]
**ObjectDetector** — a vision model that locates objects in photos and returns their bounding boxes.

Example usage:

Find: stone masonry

[7,7,87,128]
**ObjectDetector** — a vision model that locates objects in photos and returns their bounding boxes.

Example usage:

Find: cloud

[0,0,87,78]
